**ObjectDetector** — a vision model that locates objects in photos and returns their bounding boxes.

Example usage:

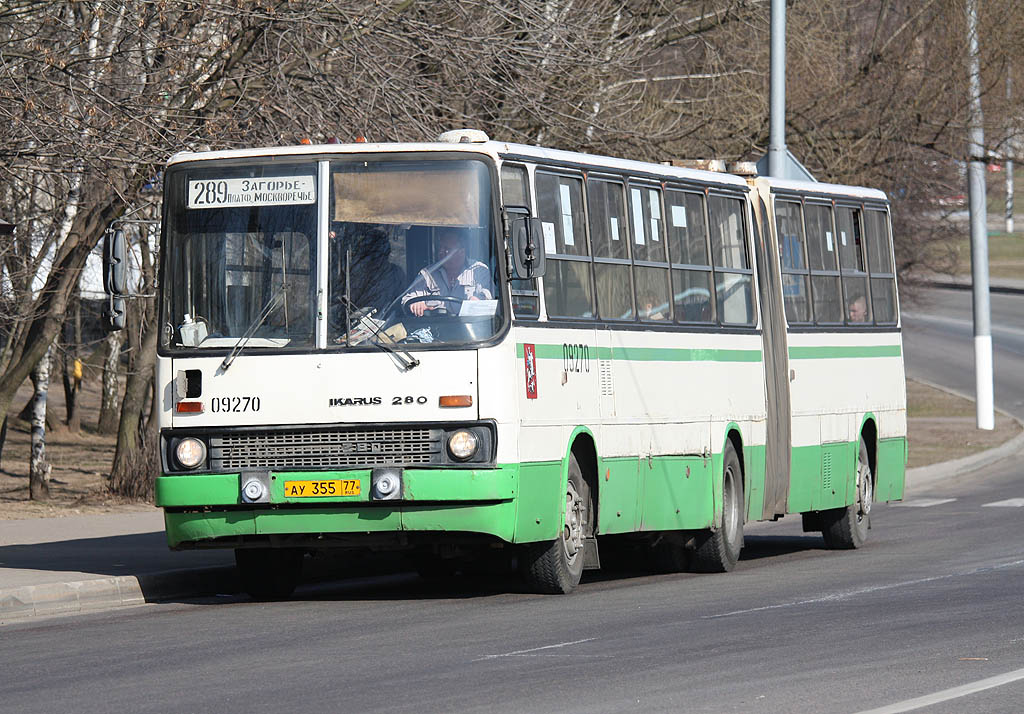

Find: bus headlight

[447,430,479,461]
[175,437,207,470]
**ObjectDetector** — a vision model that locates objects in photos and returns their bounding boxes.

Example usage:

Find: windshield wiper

[219,287,284,372]
[338,294,419,371]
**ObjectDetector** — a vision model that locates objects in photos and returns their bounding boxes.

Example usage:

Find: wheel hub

[563,480,584,562]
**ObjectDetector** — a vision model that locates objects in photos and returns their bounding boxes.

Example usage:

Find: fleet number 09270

[210,396,260,413]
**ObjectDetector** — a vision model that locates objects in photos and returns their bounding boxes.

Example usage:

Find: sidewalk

[0,511,237,621]
[3,430,1023,623]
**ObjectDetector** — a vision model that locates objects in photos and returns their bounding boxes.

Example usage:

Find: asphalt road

[902,287,1024,420]
[1,286,1022,714]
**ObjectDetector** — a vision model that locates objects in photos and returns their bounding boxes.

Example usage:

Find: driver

[402,228,493,317]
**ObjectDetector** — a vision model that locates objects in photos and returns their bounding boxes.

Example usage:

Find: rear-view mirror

[103,228,127,296]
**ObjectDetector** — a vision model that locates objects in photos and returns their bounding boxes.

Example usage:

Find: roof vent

[670,159,726,172]
[727,161,759,176]
[437,129,490,144]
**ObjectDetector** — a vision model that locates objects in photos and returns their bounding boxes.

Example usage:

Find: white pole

[768,0,786,178]
[966,0,995,430]
[1007,72,1015,234]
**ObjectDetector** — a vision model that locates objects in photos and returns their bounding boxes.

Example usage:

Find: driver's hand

[411,301,429,317]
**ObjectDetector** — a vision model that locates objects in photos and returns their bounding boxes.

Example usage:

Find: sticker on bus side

[187,176,315,209]
[524,343,538,399]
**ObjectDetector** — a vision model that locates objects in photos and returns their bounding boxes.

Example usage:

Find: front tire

[520,453,590,594]
[822,438,872,549]
[692,441,744,573]
[235,548,304,600]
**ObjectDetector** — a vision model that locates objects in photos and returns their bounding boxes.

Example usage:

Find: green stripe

[789,344,901,360]
[516,343,761,363]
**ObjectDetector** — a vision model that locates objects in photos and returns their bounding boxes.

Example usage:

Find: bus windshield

[160,157,502,352]
[327,158,500,348]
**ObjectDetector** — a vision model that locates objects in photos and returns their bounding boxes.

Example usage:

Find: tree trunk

[109,322,158,500]
[29,345,53,500]
[97,331,123,434]
[0,416,7,471]
[62,285,82,432]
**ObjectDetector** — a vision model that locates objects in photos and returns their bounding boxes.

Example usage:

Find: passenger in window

[640,293,667,321]
[402,228,493,316]
[847,294,868,323]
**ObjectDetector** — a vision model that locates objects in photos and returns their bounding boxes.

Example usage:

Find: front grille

[209,427,443,470]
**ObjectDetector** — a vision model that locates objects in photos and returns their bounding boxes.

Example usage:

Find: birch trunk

[29,345,53,500]
[98,331,123,434]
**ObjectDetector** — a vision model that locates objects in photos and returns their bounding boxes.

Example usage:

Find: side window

[536,171,593,319]
[501,164,530,207]
[775,199,810,324]
[865,208,897,324]
[708,195,755,326]
[666,189,713,324]
[629,184,671,321]
[588,178,634,320]
[804,203,841,324]
[501,163,539,319]
[836,206,870,325]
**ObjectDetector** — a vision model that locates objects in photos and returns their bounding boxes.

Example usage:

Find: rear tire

[692,441,744,573]
[822,438,872,549]
[235,547,304,600]
[520,453,590,594]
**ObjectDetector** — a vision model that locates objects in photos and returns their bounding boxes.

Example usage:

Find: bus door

[752,193,792,519]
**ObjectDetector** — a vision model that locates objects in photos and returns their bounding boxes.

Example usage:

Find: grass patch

[906,378,1021,469]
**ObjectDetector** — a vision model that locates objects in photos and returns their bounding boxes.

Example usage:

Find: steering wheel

[402,295,463,316]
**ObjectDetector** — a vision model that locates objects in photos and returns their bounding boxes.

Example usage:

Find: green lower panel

[156,474,240,507]
[596,457,643,535]
[875,437,907,502]
[788,445,822,513]
[253,507,402,535]
[638,456,715,531]
[155,465,516,509]
[166,502,518,547]
[403,502,517,542]
[742,445,767,523]
[165,510,256,548]
[514,460,562,543]
[819,442,855,511]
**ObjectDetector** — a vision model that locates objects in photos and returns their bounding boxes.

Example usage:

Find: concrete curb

[0,565,237,622]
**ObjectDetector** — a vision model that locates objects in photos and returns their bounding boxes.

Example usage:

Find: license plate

[283,479,360,498]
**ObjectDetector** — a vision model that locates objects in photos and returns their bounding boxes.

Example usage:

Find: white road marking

[855,666,1024,714]
[982,498,1024,507]
[891,498,957,508]
[476,637,597,661]
[704,559,1024,620]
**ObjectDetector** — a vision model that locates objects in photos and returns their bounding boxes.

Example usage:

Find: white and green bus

[137,131,906,597]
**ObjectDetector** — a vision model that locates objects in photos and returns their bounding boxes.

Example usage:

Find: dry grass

[0,366,156,520]
[906,379,1021,469]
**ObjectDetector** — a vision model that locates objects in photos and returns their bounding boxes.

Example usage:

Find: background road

[1,286,1022,714]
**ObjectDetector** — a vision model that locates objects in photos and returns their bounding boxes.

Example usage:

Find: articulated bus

[143,130,906,597]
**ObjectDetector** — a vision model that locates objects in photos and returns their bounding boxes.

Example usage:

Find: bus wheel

[822,438,872,549]
[692,442,744,573]
[520,453,588,594]
[235,547,304,600]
